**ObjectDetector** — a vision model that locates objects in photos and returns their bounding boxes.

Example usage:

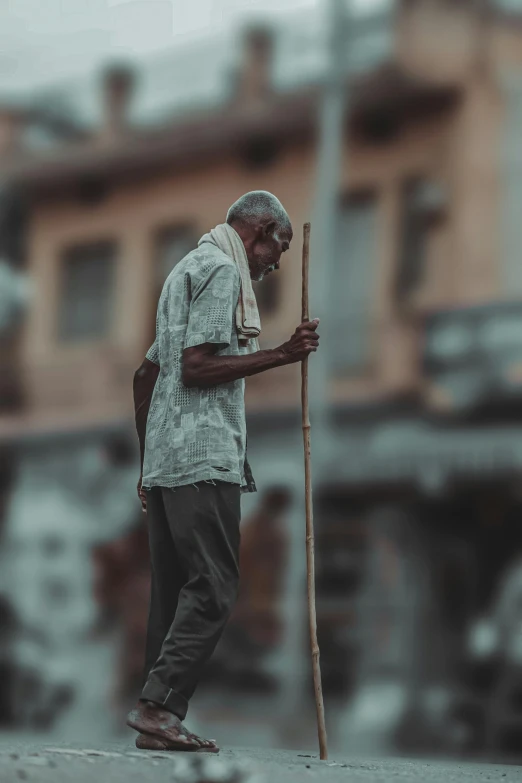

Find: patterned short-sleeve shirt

[141,243,256,494]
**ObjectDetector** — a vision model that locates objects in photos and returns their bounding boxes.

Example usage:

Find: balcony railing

[423,301,522,415]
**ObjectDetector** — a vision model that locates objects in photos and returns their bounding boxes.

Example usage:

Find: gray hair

[226,191,291,233]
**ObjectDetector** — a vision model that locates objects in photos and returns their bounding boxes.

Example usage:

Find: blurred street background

[3,0,522,764]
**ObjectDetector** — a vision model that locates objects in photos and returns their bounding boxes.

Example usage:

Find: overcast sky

[0,0,387,94]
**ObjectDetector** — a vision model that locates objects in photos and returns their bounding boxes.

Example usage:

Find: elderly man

[127,191,319,752]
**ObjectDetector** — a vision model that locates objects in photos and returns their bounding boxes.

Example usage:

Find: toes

[178,722,217,750]
[198,738,217,749]
[188,734,215,748]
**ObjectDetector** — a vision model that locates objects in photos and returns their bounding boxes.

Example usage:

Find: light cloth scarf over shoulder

[198,223,261,351]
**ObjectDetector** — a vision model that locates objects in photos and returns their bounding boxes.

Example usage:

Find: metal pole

[309,0,350,473]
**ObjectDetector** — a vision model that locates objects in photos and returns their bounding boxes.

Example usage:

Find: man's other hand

[137,475,147,514]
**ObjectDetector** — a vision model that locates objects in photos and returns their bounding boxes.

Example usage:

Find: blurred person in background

[93,517,150,720]
[0,595,18,727]
[483,553,522,752]
[128,191,320,753]
[210,487,290,692]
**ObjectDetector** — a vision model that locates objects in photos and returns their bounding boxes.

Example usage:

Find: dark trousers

[141,481,241,720]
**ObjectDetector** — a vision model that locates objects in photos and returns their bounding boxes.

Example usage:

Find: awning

[326,420,522,488]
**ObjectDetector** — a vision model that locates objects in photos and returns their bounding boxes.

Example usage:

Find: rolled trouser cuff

[141,679,189,721]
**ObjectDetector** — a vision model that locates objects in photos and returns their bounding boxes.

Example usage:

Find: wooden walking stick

[301,222,328,760]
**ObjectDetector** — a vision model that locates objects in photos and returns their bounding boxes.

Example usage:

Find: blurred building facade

[2,0,522,754]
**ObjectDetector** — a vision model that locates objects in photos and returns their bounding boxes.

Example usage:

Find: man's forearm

[183,347,287,389]
[133,360,160,471]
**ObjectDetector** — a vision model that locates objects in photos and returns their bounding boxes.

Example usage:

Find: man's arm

[182,319,320,388]
[133,357,160,473]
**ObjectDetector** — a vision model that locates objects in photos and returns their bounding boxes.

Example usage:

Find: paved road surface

[0,736,521,782]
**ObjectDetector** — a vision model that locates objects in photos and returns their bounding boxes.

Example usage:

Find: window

[155,224,196,287]
[395,178,427,301]
[331,192,378,373]
[395,177,447,303]
[58,240,116,341]
[151,224,196,343]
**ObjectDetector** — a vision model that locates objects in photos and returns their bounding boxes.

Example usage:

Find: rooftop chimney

[100,63,135,141]
[236,26,274,105]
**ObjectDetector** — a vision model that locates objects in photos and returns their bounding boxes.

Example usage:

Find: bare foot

[127,701,218,752]
[136,732,219,753]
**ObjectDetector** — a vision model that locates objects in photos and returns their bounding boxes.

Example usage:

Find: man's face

[249,223,293,282]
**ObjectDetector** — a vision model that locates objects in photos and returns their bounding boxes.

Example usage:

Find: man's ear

[263,220,276,237]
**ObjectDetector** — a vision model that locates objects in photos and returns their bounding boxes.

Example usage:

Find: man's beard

[254,264,275,282]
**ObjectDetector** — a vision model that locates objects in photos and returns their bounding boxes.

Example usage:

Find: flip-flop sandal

[136,732,220,754]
